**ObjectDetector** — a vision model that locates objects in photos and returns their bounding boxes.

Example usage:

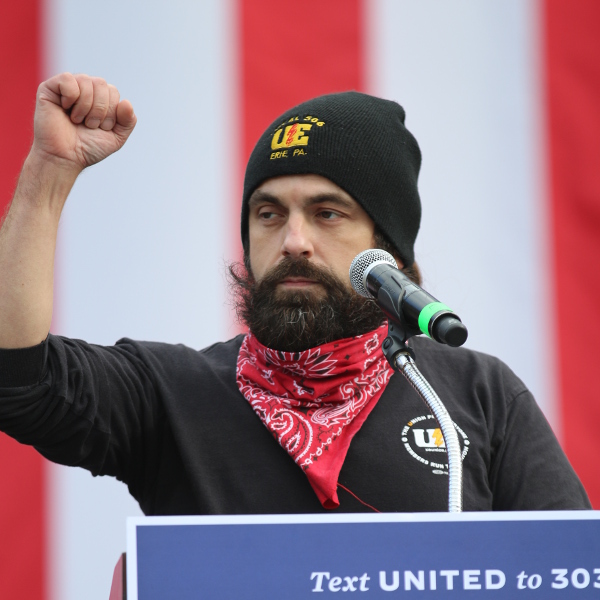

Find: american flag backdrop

[1,1,599,598]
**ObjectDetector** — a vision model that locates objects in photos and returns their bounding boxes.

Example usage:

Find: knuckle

[89,106,108,118]
[91,76,109,89]
[60,72,77,91]
[75,74,93,94]
[107,94,120,113]
[92,94,109,110]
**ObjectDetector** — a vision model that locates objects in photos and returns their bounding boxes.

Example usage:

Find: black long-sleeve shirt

[0,334,590,514]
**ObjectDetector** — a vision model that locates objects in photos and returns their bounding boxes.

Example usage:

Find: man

[0,73,590,513]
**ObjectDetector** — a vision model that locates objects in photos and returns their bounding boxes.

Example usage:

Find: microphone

[349,249,468,347]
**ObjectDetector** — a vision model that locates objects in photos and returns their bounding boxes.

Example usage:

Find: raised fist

[31,73,137,172]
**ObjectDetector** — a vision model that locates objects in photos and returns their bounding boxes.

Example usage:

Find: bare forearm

[0,153,79,348]
[0,73,135,349]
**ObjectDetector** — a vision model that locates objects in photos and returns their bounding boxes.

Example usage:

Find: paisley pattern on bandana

[236,323,393,508]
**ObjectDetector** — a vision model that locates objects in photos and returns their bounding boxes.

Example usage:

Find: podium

[113,511,600,599]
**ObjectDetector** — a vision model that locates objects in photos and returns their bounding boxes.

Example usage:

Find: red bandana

[236,324,393,508]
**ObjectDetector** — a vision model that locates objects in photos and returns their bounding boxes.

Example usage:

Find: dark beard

[229,257,385,351]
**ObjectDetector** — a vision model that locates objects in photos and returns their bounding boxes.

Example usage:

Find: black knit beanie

[241,91,422,267]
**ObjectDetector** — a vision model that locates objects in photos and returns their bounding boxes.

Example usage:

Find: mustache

[258,258,343,290]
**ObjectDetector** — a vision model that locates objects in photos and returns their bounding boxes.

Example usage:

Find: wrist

[17,150,81,215]
[26,144,83,180]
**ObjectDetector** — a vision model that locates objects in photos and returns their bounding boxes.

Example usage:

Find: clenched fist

[31,73,137,173]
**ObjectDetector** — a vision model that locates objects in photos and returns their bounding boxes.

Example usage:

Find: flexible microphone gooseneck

[350,249,465,511]
[349,249,468,347]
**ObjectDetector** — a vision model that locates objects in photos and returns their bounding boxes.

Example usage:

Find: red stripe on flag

[0,438,46,598]
[0,1,47,598]
[544,0,600,507]
[0,3,40,213]
[236,0,365,262]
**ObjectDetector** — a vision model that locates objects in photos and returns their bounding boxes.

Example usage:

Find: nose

[281,214,314,259]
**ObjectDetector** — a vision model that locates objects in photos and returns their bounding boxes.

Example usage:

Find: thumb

[113,99,137,142]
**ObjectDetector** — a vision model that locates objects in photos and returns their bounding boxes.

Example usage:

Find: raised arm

[0,73,136,348]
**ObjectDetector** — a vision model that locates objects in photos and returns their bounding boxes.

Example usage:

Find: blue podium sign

[127,512,600,599]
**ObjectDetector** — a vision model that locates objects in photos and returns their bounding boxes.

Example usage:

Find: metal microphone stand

[382,320,463,513]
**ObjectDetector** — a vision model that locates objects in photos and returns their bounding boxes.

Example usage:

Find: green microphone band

[418,302,453,337]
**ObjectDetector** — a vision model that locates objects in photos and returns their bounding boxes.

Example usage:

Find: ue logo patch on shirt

[402,414,470,475]
[269,114,325,160]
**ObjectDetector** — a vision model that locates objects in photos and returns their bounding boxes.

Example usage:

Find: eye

[318,210,340,220]
[257,208,280,220]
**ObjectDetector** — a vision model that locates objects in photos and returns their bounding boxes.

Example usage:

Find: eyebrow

[248,190,356,210]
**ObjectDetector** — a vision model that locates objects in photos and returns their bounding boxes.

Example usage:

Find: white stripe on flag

[368,0,556,425]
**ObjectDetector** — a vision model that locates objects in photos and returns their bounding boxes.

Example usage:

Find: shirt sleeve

[0,334,162,498]
[489,385,591,510]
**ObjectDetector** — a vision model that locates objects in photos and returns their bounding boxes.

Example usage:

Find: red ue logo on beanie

[270,115,325,160]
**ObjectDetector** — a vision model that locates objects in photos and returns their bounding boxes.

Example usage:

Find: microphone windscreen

[349,249,397,297]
